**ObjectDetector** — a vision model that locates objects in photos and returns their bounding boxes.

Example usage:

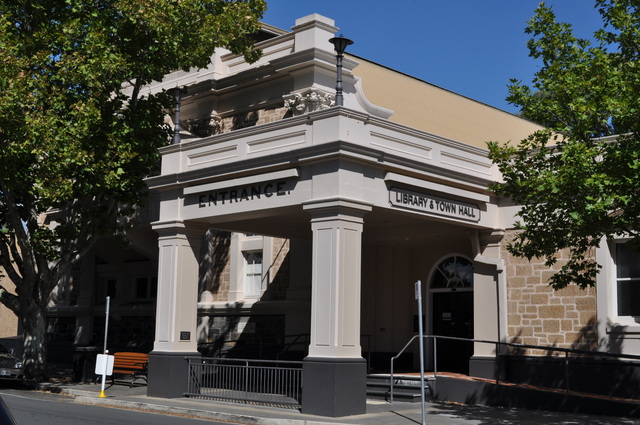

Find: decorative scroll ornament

[185,115,222,138]
[284,89,334,116]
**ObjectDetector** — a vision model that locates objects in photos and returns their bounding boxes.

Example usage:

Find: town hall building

[2,12,639,418]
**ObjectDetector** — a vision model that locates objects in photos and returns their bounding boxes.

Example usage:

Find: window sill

[607,319,640,335]
[197,299,259,310]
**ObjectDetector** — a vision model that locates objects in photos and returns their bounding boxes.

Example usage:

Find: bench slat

[109,352,149,388]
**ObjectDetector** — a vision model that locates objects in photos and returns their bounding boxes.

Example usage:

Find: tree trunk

[20,299,48,382]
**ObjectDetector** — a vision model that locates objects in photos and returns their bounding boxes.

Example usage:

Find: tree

[0,0,266,380]
[488,0,640,290]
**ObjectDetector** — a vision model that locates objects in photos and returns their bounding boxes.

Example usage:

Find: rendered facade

[25,13,640,417]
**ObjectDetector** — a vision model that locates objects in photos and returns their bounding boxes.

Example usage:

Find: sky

[263,1,604,114]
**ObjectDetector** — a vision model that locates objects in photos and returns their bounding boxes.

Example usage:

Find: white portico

[143,13,542,417]
[146,107,511,414]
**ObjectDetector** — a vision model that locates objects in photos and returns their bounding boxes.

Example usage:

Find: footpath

[34,378,640,425]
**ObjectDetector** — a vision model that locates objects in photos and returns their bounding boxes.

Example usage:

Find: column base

[301,357,366,417]
[147,351,200,398]
[469,355,500,380]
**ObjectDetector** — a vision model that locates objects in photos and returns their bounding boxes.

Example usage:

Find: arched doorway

[429,255,474,374]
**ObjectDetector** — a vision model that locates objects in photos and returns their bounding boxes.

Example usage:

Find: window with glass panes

[615,242,640,317]
[135,276,157,300]
[243,251,263,297]
[431,255,474,290]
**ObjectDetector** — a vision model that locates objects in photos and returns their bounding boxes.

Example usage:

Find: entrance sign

[197,180,290,208]
[389,186,480,222]
[182,168,299,209]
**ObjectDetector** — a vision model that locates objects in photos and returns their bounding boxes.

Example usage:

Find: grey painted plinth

[469,355,500,380]
[147,351,200,398]
[301,357,366,417]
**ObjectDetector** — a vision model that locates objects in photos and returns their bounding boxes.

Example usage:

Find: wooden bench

[110,352,149,387]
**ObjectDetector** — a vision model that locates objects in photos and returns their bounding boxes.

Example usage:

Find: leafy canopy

[0,0,266,282]
[0,0,265,379]
[488,0,640,289]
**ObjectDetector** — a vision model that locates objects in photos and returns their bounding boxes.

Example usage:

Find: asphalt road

[0,390,227,425]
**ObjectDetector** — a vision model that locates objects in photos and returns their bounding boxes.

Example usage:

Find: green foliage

[489,0,640,289]
[0,0,266,379]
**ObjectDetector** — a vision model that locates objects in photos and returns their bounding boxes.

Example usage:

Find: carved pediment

[284,89,334,116]
[185,115,222,137]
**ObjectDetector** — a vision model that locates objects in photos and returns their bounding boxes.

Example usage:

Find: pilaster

[148,220,207,398]
[470,229,506,379]
[301,198,371,416]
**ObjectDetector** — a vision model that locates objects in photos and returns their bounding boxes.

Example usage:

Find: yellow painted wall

[351,56,543,148]
[0,273,19,338]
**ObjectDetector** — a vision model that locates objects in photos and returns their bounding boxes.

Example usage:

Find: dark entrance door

[432,291,473,374]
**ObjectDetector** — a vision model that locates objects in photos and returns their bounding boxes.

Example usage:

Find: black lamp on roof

[167,87,188,144]
[329,35,354,107]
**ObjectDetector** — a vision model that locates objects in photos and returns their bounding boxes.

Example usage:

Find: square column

[302,199,371,417]
[470,230,506,380]
[148,220,206,398]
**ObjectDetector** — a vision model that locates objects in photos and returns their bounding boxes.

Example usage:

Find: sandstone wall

[502,230,598,354]
[0,272,19,337]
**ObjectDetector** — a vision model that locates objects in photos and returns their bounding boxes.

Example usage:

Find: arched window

[431,255,473,290]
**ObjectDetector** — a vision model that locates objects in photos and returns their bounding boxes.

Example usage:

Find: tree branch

[0,232,24,288]
[0,284,19,315]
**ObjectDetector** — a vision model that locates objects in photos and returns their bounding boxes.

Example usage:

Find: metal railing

[276,334,310,359]
[185,357,303,408]
[389,334,640,402]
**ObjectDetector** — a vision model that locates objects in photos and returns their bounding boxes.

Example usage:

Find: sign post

[415,280,427,425]
[95,353,114,395]
[98,296,112,398]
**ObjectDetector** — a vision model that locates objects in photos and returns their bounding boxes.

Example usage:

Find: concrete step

[366,374,434,402]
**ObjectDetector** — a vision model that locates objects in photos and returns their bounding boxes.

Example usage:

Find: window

[243,251,263,298]
[615,242,640,317]
[96,277,117,302]
[106,279,117,299]
[431,255,473,290]
[135,277,157,300]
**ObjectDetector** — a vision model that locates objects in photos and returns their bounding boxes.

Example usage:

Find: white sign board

[95,354,114,376]
[389,186,481,222]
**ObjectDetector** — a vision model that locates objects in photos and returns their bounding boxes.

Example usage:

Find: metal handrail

[389,334,640,402]
[185,357,304,407]
[390,335,423,402]
[276,334,310,359]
